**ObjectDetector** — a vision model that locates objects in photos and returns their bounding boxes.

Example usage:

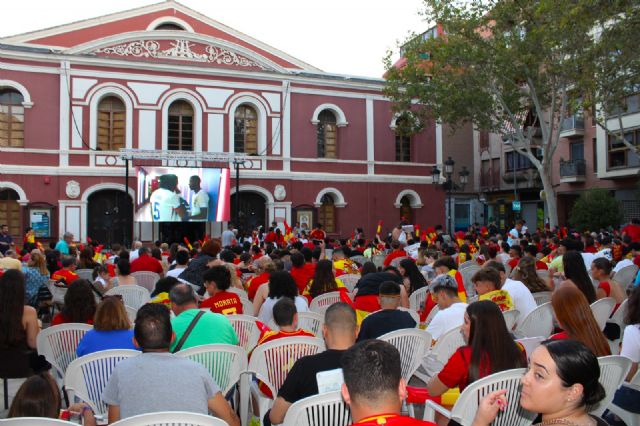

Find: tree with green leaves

[384,0,638,228]
[568,188,623,232]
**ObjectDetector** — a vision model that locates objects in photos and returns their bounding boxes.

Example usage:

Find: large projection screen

[135,166,230,222]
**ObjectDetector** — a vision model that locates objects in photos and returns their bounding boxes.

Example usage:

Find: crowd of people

[0,217,639,425]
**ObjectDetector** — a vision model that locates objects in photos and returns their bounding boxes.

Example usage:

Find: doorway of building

[0,189,21,243]
[87,190,133,248]
[230,191,267,236]
[159,222,206,245]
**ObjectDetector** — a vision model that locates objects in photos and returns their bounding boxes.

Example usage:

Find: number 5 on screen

[152,202,160,220]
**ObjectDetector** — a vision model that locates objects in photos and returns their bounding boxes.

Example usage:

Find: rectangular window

[97,110,126,151]
[395,135,411,162]
[570,142,584,161]
[0,105,25,148]
[168,115,193,151]
[505,150,537,172]
[608,129,640,169]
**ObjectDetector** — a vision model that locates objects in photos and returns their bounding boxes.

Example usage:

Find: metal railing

[559,159,586,177]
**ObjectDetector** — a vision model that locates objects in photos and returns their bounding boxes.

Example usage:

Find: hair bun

[584,381,606,407]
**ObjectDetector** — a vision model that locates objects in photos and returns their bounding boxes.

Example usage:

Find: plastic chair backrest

[226,314,261,352]
[109,411,229,426]
[460,265,481,298]
[339,274,361,292]
[458,260,475,270]
[309,292,343,315]
[240,296,254,316]
[431,326,465,365]
[350,255,366,266]
[590,297,616,331]
[535,269,550,283]
[64,349,140,416]
[590,355,633,416]
[502,309,520,330]
[130,271,160,293]
[397,307,421,325]
[124,305,137,327]
[36,323,93,379]
[390,257,408,268]
[267,311,325,337]
[515,336,545,361]
[424,305,440,326]
[532,291,552,306]
[227,286,248,299]
[409,286,429,312]
[46,279,67,305]
[378,328,432,382]
[371,254,386,269]
[608,298,628,327]
[175,344,248,395]
[76,269,94,281]
[1,419,80,425]
[106,285,150,310]
[612,264,639,287]
[450,368,536,426]
[515,302,554,338]
[248,336,325,398]
[282,391,351,426]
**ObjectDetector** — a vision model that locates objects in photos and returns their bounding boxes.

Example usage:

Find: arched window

[234,105,258,154]
[318,193,336,234]
[154,23,185,31]
[317,110,337,158]
[400,196,413,224]
[0,89,25,147]
[0,189,20,239]
[395,116,411,162]
[97,96,126,151]
[168,101,194,151]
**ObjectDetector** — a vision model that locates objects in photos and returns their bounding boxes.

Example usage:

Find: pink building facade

[0,1,443,245]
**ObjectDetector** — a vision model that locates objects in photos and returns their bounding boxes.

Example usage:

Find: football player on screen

[188,175,209,221]
[149,174,187,221]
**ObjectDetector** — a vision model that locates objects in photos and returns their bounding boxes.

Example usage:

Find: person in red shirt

[264,228,277,245]
[246,257,275,300]
[523,245,548,270]
[507,245,522,270]
[383,241,407,267]
[308,223,326,242]
[52,257,80,285]
[622,218,640,243]
[341,339,436,426]
[129,247,164,275]
[290,251,316,294]
[200,265,243,315]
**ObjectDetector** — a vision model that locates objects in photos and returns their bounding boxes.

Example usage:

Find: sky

[0,0,429,78]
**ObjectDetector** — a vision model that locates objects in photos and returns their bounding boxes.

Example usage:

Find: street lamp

[431,156,468,235]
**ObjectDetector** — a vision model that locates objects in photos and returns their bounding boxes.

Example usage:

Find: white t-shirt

[191,189,210,221]
[581,252,596,272]
[620,324,640,363]
[166,266,187,279]
[426,302,467,341]
[258,296,309,325]
[502,278,537,326]
[149,188,181,221]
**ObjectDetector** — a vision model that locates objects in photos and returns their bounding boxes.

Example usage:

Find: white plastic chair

[124,305,137,327]
[350,255,366,266]
[309,292,343,315]
[76,269,94,281]
[1,419,80,425]
[36,323,93,380]
[282,391,351,426]
[130,271,160,293]
[248,336,325,422]
[389,256,408,268]
[106,285,150,310]
[612,264,639,288]
[109,411,229,426]
[423,368,536,426]
[608,371,640,426]
[227,286,248,299]
[339,274,361,292]
[409,286,429,312]
[397,307,421,325]
[415,326,465,384]
[458,260,475,270]
[371,254,386,269]
[267,311,326,337]
[532,291,552,306]
[515,302,554,338]
[535,269,550,284]
[175,344,247,396]
[424,305,440,326]
[226,314,261,352]
[590,297,616,331]
[379,328,432,382]
[590,355,633,417]
[46,279,68,307]
[515,336,546,361]
[606,298,628,355]
[502,309,520,330]
[239,296,254,316]
[460,265,481,299]
[64,349,140,417]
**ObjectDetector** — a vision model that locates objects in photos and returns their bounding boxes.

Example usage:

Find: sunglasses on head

[103,294,123,302]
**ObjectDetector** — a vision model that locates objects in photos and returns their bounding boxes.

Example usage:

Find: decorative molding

[0,79,34,108]
[314,187,347,208]
[394,189,424,208]
[95,39,268,70]
[65,180,81,199]
[0,181,29,205]
[310,103,348,127]
[146,16,195,32]
[273,184,286,201]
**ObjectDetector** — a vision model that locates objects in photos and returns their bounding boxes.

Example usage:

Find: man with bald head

[267,302,358,425]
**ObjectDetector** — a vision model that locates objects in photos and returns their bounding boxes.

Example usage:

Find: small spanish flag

[376,220,383,235]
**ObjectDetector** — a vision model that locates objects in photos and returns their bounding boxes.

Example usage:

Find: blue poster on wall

[30,209,50,238]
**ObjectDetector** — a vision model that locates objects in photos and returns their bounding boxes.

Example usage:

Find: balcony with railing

[559,114,585,138]
[559,159,586,183]
[480,168,501,191]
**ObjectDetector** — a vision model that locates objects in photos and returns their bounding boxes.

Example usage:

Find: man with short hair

[426,274,467,341]
[257,298,315,345]
[129,240,143,263]
[130,246,164,275]
[188,175,209,221]
[507,220,523,247]
[52,257,79,285]
[341,340,436,425]
[103,304,239,425]
[199,265,243,315]
[54,231,73,256]
[267,302,358,425]
[523,244,548,270]
[0,224,13,255]
[484,261,536,326]
[470,268,514,312]
[166,250,190,278]
[507,245,522,270]
[0,249,22,271]
[169,283,238,351]
[357,281,416,341]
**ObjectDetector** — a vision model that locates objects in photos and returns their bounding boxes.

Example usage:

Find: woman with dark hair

[76,296,137,356]
[114,258,136,286]
[51,279,97,326]
[360,261,377,277]
[398,258,428,295]
[256,271,308,324]
[550,286,611,357]
[8,372,96,425]
[149,276,181,307]
[45,250,61,277]
[474,339,608,426]
[0,269,39,350]
[427,300,526,397]
[591,258,625,307]
[78,247,97,270]
[512,256,549,293]
[305,259,346,300]
[560,250,596,303]
[177,238,222,290]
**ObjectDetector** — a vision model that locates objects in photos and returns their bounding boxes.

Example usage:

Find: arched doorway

[0,189,21,242]
[230,192,267,235]
[400,196,413,224]
[87,190,133,247]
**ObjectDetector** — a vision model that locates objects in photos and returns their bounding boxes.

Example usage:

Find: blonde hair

[224,263,242,289]
[27,250,48,275]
